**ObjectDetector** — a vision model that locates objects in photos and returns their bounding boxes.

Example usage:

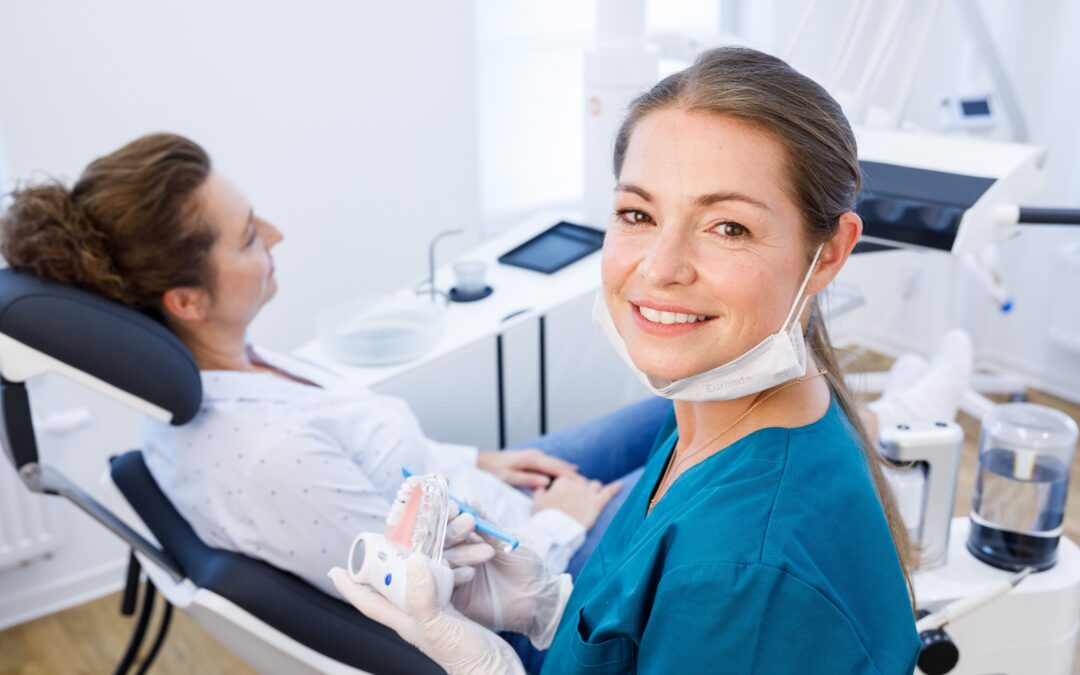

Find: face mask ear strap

[781,244,825,331]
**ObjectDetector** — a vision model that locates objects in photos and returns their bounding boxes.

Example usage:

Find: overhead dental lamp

[855,127,1080,255]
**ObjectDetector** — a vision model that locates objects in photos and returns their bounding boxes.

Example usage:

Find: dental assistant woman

[331,46,920,674]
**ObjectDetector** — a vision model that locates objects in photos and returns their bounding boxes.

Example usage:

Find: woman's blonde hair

[614,46,915,603]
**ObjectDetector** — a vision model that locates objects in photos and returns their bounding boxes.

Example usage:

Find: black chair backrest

[0,267,201,425]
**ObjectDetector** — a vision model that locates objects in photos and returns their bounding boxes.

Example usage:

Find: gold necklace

[647,370,828,512]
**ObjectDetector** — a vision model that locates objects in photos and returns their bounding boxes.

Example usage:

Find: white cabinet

[373,337,501,451]
[365,295,648,451]
[543,293,650,434]
[500,317,542,447]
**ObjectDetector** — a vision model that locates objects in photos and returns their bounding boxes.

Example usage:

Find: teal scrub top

[541,397,920,674]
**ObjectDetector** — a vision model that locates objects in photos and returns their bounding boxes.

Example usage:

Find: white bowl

[318,295,444,366]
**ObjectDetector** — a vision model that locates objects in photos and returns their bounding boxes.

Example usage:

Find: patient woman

[331,47,923,674]
[0,133,652,595]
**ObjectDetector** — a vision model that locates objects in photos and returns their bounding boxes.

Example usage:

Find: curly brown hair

[1,133,216,318]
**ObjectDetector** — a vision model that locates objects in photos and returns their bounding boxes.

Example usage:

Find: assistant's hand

[329,556,525,675]
[477,448,578,489]
[443,501,497,587]
[531,474,622,530]
[442,508,573,650]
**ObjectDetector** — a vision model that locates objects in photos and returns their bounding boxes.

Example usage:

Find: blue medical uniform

[540,397,920,674]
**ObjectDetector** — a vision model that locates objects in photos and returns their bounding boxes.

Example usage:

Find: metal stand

[121,550,142,616]
[113,550,174,675]
[113,573,156,675]
[136,602,173,675]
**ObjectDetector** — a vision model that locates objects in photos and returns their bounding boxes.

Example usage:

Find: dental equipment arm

[330,557,526,675]
[995,205,1080,228]
[961,245,1013,313]
[915,567,1032,633]
[1016,207,1080,225]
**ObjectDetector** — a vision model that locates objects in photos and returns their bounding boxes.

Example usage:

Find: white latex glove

[443,502,498,587]
[329,555,525,675]
[442,509,573,649]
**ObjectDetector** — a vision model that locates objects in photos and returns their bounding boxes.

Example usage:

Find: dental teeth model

[347,474,454,611]
[402,467,520,552]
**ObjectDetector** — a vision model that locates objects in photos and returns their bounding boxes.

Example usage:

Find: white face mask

[593,245,824,402]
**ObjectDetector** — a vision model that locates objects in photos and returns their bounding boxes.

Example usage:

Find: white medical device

[941,93,997,132]
[879,409,1080,674]
[879,421,965,571]
[347,533,453,612]
[346,474,454,612]
[912,519,1080,675]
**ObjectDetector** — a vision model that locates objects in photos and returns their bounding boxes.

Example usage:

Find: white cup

[453,260,487,294]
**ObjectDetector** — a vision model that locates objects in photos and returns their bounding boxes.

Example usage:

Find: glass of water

[968,402,1078,571]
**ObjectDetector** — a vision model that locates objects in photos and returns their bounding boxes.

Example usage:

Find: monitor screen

[961,99,991,117]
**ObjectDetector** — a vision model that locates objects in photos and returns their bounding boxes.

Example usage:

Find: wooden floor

[1,349,1078,674]
[0,590,253,675]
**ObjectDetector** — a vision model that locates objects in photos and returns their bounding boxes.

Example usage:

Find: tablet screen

[498,222,604,274]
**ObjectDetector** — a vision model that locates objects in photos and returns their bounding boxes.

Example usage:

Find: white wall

[0,0,479,628]
[0,126,9,208]
[0,0,480,352]
[474,0,593,234]
[474,0,727,237]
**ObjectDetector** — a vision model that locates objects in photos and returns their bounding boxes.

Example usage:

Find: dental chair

[0,267,443,675]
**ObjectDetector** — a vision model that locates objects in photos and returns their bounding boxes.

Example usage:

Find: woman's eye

[615,209,654,227]
[245,220,262,248]
[715,222,748,238]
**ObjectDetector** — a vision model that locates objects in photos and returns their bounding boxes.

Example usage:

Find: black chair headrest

[0,267,201,425]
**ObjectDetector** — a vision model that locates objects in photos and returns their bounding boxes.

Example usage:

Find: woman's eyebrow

[616,183,771,212]
[614,183,653,201]
[694,191,772,212]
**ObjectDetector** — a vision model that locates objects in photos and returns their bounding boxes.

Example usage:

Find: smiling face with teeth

[601,109,819,382]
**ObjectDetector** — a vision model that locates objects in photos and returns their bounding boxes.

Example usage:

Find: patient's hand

[477,449,578,489]
[530,475,622,530]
